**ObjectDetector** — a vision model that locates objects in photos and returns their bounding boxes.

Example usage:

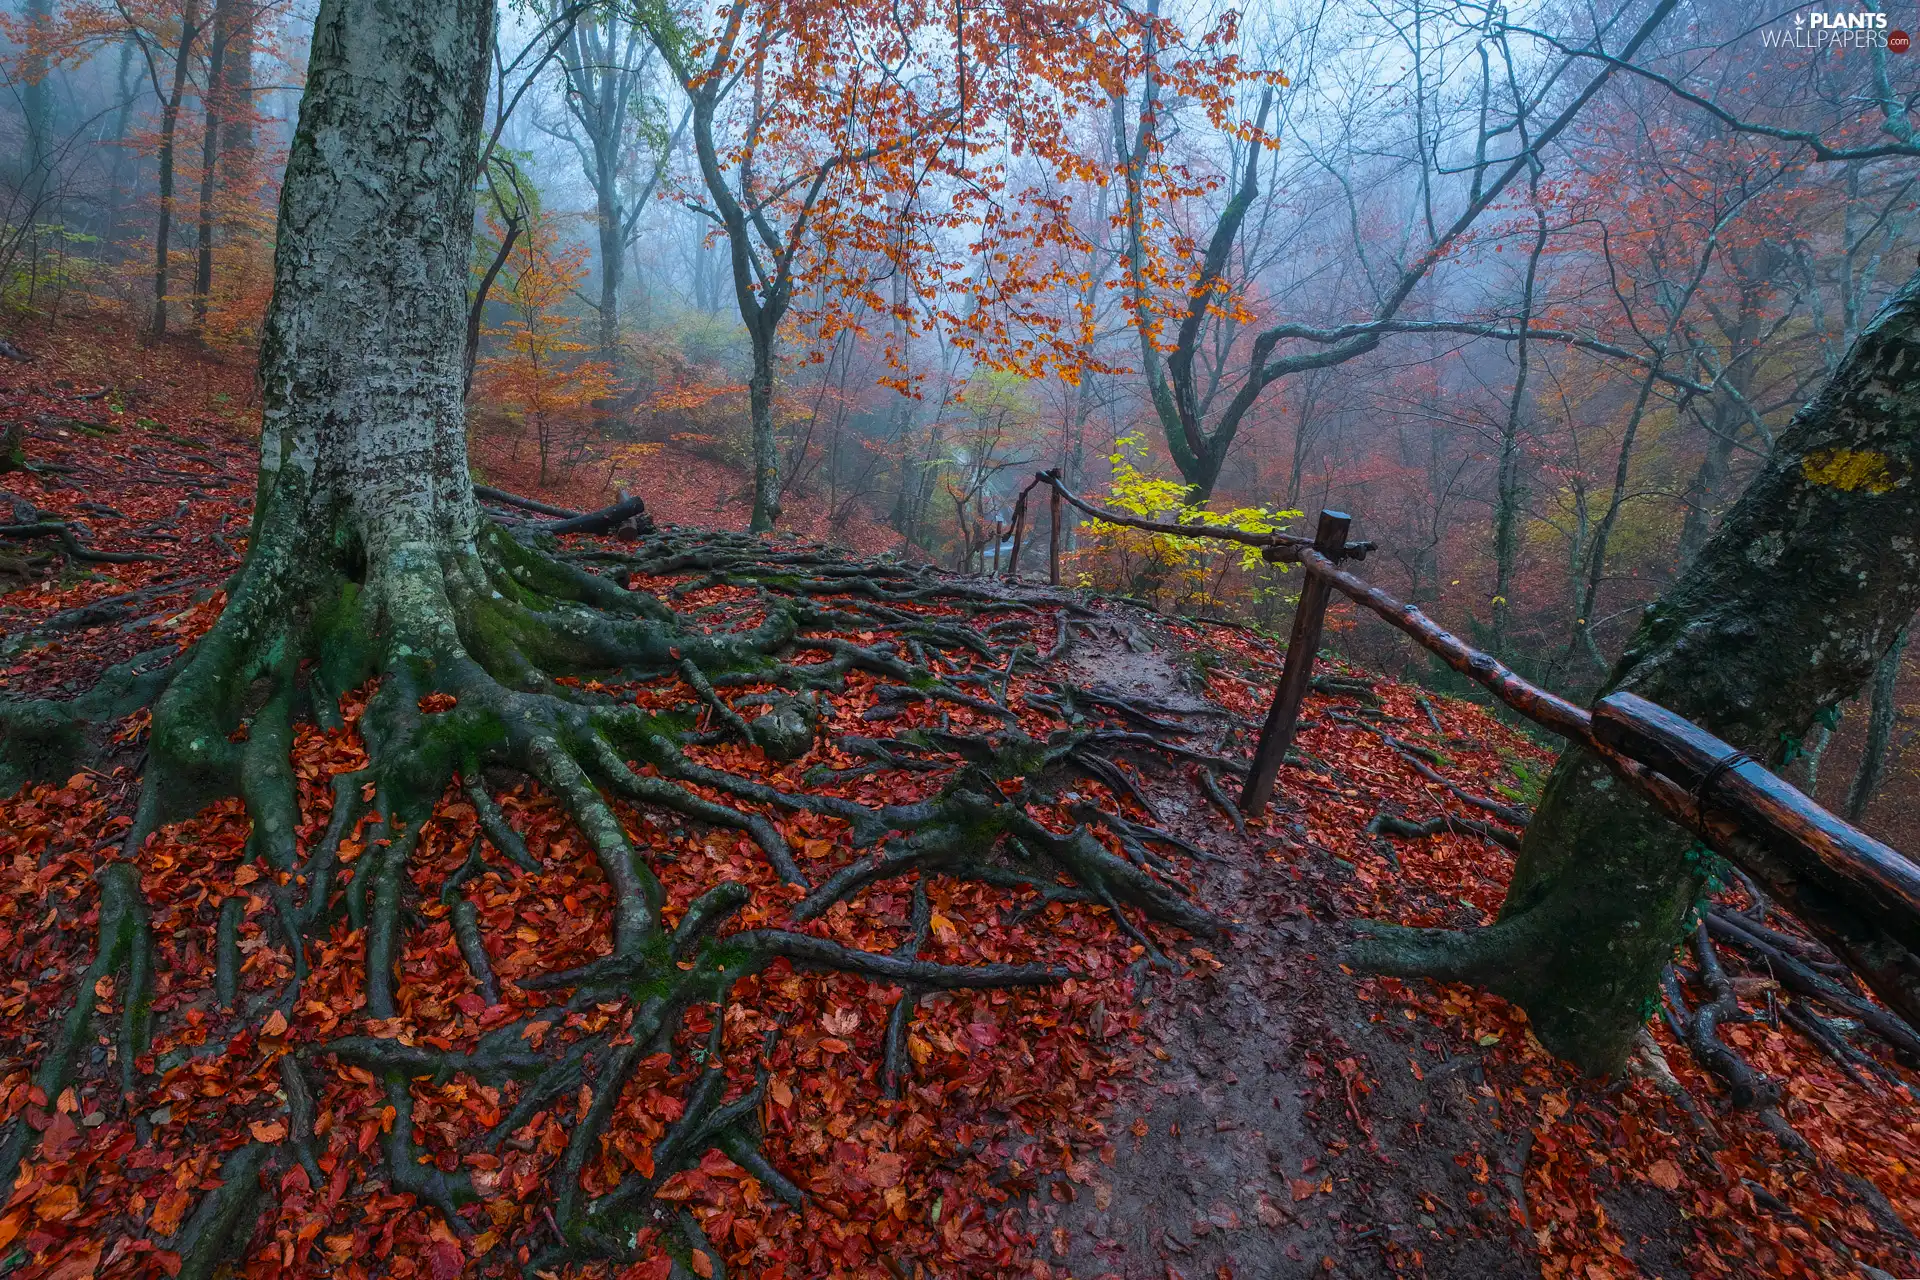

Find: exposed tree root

[1706,911,1920,1060]
[0,860,150,1203]
[1199,767,1247,834]
[1367,810,1522,854]
[1627,1028,1722,1145]
[1683,924,1780,1108]
[31,519,1229,1271]
[173,1142,276,1280]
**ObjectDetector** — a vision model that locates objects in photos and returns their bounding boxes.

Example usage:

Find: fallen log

[544,493,653,537]
[472,485,582,519]
[474,486,653,537]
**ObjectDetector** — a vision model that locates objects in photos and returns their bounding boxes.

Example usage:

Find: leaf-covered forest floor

[1,326,1919,1280]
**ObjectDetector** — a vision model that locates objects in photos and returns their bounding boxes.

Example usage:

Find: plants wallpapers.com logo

[1761,8,1912,51]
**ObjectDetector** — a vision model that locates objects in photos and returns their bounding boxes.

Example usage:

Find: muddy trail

[1028,616,1539,1280]
[1036,611,1917,1280]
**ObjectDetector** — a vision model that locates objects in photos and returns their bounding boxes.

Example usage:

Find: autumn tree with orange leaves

[474,209,615,485]
[634,0,1252,532]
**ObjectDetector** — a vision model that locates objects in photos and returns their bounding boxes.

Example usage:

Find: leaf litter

[1,333,1917,1280]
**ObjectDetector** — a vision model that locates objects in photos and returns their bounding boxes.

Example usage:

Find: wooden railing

[1003,470,1375,586]
[1012,480,1920,1026]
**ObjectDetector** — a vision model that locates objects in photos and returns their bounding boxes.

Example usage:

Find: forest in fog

[5,0,1920,821]
[12,3,1920,1277]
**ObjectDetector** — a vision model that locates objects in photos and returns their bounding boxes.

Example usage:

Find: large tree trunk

[1354,267,1920,1076]
[145,0,493,825]
[1847,622,1911,822]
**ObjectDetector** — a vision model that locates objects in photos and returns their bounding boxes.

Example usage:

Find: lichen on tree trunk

[1352,267,1920,1077]
[140,0,495,832]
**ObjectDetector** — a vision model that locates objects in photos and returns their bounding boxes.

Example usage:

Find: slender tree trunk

[1677,286,1765,567]
[1286,416,1311,509]
[1354,268,1920,1076]
[597,176,621,362]
[1799,717,1836,795]
[1847,623,1911,822]
[220,5,254,164]
[1494,207,1547,655]
[193,0,236,332]
[21,0,52,204]
[103,35,139,249]
[1568,364,1661,674]
[150,2,204,340]
[748,331,781,532]
[1676,417,1737,569]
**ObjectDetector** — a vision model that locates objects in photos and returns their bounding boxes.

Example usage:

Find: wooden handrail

[1591,693,1920,925]
[1231,513,1920,1032]
[1296,546,1593,741]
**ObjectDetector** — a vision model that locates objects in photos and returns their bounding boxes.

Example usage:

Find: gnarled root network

[11,517,1233,1274]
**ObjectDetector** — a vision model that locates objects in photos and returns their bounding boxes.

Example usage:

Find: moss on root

[1347,748,1706,1077]
[23,517,1226,1270]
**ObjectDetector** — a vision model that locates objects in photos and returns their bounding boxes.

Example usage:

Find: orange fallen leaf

[33,1183,79,1220]
[868,1151,906,1189]
[150,1188,192,1235]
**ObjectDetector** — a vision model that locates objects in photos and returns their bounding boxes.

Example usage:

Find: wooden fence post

[1006,495,1029,577]
[1240,510,1351,817]
[1049,478,1063,586]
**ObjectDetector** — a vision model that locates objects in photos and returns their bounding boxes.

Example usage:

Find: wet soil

[1039,606,1543,1280]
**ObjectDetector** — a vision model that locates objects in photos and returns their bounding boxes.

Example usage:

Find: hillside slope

[0,328,1916,1280]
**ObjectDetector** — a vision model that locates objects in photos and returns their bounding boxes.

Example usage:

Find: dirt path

[1037,610,1542,1279]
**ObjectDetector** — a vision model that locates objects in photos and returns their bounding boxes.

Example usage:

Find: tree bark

[1353,267,1920,1076]
[1847,623,1911,822]
[20,0,52,205]
[1493,206,1547,656]
[192,0,235,331]
[1675,265,1770,568]
[149,2,204,339]
[102,35,138,249]
[748,329,781,531]
[145,0,494,820]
